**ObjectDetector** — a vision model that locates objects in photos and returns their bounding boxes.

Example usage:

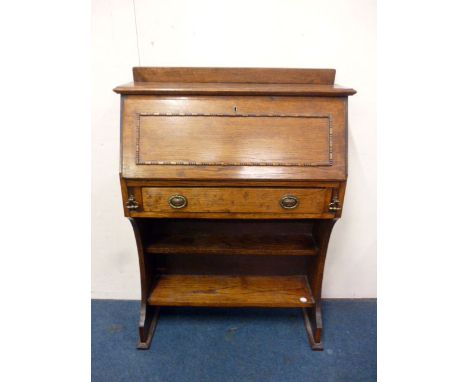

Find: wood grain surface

[145,232,318,256]
[137,114,331,167]
[132,67,336,84]
[114,82,356,96]
[147,275,315,307]
[121,96,347,180]
[141,187,331,214]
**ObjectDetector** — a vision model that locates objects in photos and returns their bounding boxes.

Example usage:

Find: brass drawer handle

[125,195,139,210]
[169,195,187,209]
[329,200,342,212]
[280,195,299,209]
[329,189,342,212]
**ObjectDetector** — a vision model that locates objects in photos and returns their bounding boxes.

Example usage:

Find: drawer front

[141,187,332,214]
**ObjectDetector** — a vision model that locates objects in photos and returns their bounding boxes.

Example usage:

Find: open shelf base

[129,218,337,351]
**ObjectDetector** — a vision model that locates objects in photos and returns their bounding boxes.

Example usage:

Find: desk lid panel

[121,96,347,181]
[137,114,331,167]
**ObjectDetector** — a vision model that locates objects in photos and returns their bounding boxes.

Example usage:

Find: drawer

[141,187,332,214]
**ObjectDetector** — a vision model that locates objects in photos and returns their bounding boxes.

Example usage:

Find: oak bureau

[113,67,356,350]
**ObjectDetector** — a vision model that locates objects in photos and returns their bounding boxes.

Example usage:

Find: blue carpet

[92,299,376,382]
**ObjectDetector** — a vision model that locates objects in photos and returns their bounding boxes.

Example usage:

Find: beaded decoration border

[135,113,333,167]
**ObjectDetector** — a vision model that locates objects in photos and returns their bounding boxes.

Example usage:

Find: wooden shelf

[147,275,314,308]
[145,233,318,256]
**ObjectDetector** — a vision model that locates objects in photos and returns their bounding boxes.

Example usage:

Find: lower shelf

[147,274,314,308]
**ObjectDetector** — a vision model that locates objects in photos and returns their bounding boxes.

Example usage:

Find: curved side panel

[304,219,337,350]
[128,218,159,350]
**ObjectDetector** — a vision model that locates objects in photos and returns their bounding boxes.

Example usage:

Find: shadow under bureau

[114,67,356,350]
